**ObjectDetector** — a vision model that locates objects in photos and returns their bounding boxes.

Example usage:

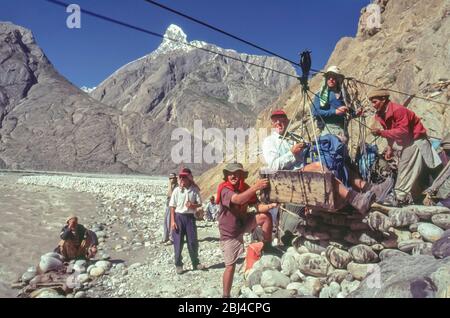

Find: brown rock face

[0,22,127,173]
[0,23,295,175]
[198,0,450,197]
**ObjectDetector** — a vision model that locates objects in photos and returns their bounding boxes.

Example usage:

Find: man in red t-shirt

[216,162,277,298]
[369,88,441,204]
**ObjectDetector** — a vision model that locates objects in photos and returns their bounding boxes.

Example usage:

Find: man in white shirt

[169,169,206,274]
[261,109,377,215]
[262,109,307,170]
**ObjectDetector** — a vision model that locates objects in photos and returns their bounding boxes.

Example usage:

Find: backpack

[311,134,350,187]
[356,143,379,182]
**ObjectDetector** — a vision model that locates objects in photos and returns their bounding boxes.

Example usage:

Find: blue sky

[1,0,370,88]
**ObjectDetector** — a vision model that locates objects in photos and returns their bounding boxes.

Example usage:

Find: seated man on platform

[262,109,391,214]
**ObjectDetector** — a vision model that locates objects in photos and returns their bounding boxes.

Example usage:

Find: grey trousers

[395,138,441,200]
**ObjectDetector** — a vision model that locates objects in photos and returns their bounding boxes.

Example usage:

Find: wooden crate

[260,169,338,211]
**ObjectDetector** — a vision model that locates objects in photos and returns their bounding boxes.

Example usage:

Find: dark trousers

[162,199,172,242]
[172,213,199,267]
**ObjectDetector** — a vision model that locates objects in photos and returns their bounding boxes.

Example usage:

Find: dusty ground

[0,173,98,297]
[0,172,239,298]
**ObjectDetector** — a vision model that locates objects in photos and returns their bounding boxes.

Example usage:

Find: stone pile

[241,204,450,298]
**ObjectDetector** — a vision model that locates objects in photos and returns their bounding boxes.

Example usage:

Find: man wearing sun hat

[216,162,278,298]
[369,88,441,204]
[310,65,351,142]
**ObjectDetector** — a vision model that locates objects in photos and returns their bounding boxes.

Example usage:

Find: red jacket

[375,101,427,147]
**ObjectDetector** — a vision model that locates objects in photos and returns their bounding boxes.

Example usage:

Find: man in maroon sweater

[216,162,277,298]
[369,88,441,204]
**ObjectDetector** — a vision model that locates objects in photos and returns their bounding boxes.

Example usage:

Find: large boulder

[325,246,353,269]
[297,253,331,277]
[432,229,450,259]
[348,245,379,264]
[349,255,450,297]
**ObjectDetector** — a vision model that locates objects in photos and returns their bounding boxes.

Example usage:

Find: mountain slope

[90,25,297,132]
[198,0,450,197]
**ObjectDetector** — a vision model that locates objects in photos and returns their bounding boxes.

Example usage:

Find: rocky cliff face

[0,22,127,173]
[0,23,295,175]
[198,0,450,196]
[90,24,296,132]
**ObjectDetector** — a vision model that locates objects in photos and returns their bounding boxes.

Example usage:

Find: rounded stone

[325,246,353,269]
[348,245,379,263]
[326,269,349,284]
[95,260,112,271]
[39,255,63,273]
[347,262,370,280]
[388,208,419,227]
[297,253,331,277]
[260,270,290,289]
[259,255,282,271]
[417,223,444,242]
[89,266,105,277]
[398,239,425,252]
[379,249,410,261]
[431,214,450,230]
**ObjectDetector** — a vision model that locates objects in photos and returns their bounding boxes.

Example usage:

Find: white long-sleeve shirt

[262,132,306,170]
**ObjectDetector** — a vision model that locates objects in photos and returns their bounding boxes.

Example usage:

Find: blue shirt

[311,90,346,130]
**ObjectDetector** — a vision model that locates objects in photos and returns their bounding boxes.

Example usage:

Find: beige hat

[324,65,344,78]
[368,88,390,99]
[66,215,78,224]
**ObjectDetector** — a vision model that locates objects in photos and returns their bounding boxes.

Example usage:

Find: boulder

[39,255,63,273]
[281,253,298,276]
[432,229,450,259]
[260,270,290,289]
[245,268,262,288]
[379,249,410,261]
[431,214,450,230]
[398,239,426,253]
[349,255,450,298]
[411,206,450,220]
[326,269,350,284]
[347,262,371,280]
[259,255,282,271]
[367,211,392,232]
[348,245,379,263]
[325,246,353,269]
[389,208,419,227]
[411,243,433,256]
[319,282,341,298]
[418,223,445,243]
[297,253,331,277]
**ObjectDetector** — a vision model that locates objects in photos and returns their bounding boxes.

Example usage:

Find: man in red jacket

[369,88,441,204]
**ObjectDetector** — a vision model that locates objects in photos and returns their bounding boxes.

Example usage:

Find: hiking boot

[193,263,207,271]
[176,266,184,275]
[369,177,394,203]
[348,190,376,215]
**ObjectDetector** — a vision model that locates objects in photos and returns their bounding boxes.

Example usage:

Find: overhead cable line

[144,0,450,108]
[144,0,303,68]
[46,0,450,108]
[46,0,300,79]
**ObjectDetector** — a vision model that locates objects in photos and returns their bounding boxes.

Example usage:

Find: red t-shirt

[217,187,253,240]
